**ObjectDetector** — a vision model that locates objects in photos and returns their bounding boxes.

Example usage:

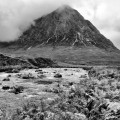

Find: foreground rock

[54,73,62,78]
[9,86,25,94]
[2,77,10,81]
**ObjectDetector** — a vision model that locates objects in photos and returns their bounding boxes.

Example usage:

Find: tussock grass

[2,67,120,120]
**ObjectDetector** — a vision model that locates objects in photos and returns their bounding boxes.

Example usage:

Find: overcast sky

[0,0,120,49]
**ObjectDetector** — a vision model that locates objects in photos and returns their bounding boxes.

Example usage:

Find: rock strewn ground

[0,67,119,120]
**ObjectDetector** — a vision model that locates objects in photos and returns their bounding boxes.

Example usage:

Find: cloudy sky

[0,0,120,49]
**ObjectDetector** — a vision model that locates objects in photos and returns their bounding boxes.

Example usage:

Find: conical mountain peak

[4,6,117,51]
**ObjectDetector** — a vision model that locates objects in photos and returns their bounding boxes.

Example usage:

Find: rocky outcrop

[0,54,57,70]
[0,54,31,68]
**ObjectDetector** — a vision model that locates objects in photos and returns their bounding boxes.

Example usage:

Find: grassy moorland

[1,46,120,66]
[0,67,119,120]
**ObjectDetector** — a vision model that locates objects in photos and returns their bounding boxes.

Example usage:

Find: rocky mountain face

[3,5,117,51]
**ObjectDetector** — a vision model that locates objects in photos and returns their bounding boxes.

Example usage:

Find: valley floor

[0,67,120,120]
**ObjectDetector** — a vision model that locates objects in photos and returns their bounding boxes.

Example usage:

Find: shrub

[9,86,24,94]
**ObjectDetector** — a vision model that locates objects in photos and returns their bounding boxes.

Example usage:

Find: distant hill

[0,54,57,70]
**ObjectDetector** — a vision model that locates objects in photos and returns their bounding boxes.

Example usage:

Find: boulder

[2,77,10,81]
[2,86,10,90]
[9,86,24,94]
[54,73,62,78]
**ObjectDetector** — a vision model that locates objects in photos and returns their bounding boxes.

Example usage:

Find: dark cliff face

[8,5,116,51]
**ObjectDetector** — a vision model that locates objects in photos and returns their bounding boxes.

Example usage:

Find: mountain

[0,5,120,66]
[2,5,116,50]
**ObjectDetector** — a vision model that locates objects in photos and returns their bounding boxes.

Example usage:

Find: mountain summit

[11,5,116,51]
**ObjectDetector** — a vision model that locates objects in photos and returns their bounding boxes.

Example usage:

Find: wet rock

[2,86,10,90]
[108,73,115,78]
[22,73,35,79]
[38,75,46,79]
[64,69,68,71]
[35,69,42,72]
[9,85,24,94]
[2,77,10,81]
[80,75,87,78]
[7,75,11,77]
[69,82,74,86]
[6,68,20,73]
[54,73,62,78]
[15,74,22,78]
[35,79,53,84]
[38,71,44,74]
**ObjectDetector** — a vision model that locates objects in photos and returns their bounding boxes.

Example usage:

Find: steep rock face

[13,5,116,51]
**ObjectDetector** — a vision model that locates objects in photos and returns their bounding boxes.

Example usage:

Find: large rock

[10,5,117,51]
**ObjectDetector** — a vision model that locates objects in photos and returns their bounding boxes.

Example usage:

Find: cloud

[0,0,120,49]
[74,0,120,49]
[94,0,120,49]
[0,0,74,41]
